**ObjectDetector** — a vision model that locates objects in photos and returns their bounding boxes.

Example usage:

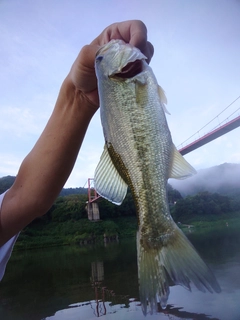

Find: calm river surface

[0,224,240,320]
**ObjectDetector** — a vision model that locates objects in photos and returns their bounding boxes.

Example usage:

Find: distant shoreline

[13,214,240,251]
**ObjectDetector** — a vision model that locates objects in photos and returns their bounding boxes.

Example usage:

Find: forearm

[0,77,97,245]
[19,78,96,209]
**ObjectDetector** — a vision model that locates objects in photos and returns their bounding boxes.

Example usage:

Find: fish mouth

[115,60,143,79]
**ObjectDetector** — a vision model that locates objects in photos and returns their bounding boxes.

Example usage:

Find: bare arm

[0,79,97,245]
[0,20,153,246]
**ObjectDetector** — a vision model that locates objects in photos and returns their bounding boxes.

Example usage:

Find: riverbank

[14,213,240,250]
[15,216,138,250]
[186,211,240,231]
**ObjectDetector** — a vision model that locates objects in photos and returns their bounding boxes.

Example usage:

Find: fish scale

[113,83,168,235]
[94,39,221,315]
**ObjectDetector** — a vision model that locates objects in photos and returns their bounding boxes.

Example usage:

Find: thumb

[69,44,100,93]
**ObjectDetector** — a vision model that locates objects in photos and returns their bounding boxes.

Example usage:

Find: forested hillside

[171,191,237,224]
[1,164,240,249]
[0,175,87,196]
[0,175,15,194]
[2,163,239,199]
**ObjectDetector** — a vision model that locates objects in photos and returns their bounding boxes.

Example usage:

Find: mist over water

[169,163,240,197]
[0,224,240,320]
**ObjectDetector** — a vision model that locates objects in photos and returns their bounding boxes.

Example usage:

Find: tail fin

[137,226,221,315]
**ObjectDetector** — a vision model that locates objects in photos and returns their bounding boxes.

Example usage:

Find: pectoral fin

[94,144,128,205]
[158,85,171,115]
[169,144,196,179]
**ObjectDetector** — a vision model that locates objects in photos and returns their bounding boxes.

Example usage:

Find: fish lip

[113,60,143,79]
[96,39,147,78]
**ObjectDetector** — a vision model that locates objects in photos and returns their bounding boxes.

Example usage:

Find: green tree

[171,191,232,223]
[51,194,88,222]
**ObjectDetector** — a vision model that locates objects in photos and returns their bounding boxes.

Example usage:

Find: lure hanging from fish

[94,39,221,315]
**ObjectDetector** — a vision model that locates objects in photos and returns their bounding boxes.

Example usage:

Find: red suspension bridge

[178,114,240,155]
[178,95,240,155]
[86,95,240,220]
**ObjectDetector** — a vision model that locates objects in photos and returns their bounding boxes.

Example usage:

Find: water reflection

[91,261,106,317]
[44,301,221,320]
[0,225,239,320]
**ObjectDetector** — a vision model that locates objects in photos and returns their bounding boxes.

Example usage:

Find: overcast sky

[0,0,240,188]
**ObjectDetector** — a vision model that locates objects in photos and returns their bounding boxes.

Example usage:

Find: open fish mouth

[115,60,143,78]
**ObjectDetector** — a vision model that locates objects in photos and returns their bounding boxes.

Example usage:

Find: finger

[127,20,148,49]
[143,41,154,64]
[69,44,100,92]
[92,20,147,46]
[119,21,154,63]
[92,20,154,63]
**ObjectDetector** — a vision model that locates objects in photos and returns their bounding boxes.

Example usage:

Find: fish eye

[96,55,103,63]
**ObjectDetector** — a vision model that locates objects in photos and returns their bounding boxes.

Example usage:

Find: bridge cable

[178,95,240,148]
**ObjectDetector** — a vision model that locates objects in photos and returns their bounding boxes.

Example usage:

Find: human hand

[68,20,154,108]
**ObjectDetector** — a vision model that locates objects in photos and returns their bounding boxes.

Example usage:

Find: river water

[0,224,240,320]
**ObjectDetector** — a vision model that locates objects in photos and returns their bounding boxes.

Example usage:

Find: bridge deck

[179,115,240,155]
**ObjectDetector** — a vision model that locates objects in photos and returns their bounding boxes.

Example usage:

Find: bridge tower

[87,178,101,221]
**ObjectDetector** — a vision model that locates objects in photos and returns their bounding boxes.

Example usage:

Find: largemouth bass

[94,39,220,315]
